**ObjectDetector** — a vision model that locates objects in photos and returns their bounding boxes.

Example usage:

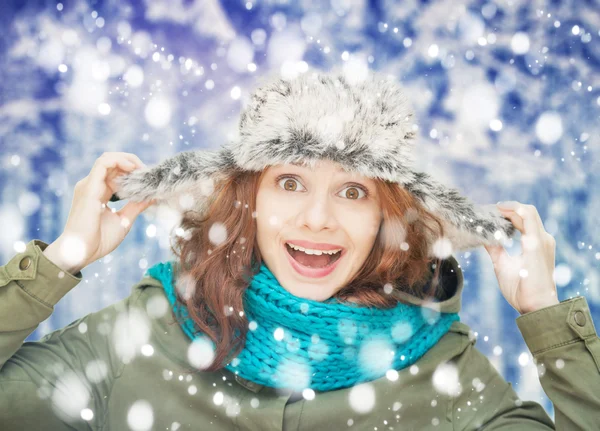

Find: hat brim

[113,148,516,257]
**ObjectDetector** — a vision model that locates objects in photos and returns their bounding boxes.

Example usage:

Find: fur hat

[112,69,516,258]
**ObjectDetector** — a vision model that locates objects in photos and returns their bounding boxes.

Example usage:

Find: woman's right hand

[44,152,156,275]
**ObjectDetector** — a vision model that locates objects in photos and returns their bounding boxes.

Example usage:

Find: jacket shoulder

[430,320,475,358]
[447,320,473,337]
[442,321,554,429]
[130,273,164,294]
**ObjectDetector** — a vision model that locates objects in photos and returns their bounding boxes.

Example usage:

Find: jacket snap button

[574,310,586,327]
[19,256,32,271]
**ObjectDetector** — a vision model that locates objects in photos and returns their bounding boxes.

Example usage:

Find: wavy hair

[169,168,447,372]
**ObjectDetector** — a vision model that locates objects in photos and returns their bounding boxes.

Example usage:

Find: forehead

[271,160,350,174]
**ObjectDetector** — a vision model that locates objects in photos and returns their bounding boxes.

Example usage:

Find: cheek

[255,205,288,243]
[343,211,381,237]
[348,221,381,255]
[257,198,296,228]
[355,232,379,252]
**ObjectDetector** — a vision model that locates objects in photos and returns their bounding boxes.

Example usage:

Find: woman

[1,71,598,430]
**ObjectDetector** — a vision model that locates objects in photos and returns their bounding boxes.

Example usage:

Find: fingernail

[497,201,518,209]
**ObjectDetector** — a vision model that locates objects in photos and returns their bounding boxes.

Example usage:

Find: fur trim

[114,69,516,257]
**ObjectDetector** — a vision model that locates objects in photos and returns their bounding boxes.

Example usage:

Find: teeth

[286,242,342,255]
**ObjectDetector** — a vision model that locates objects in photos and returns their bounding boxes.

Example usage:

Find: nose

[295,193,338,232]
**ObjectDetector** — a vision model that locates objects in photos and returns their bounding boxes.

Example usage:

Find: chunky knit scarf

[146,261,460,392]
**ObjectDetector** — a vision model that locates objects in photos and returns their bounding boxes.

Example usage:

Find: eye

[277,176,305,192]
[276,175,369,200]
[339,185,368,200]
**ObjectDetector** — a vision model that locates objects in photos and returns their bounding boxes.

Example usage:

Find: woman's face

[255,159,383,301]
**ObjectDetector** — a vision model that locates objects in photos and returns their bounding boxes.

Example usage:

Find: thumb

[118,199,155,228]
[484,244,507,266]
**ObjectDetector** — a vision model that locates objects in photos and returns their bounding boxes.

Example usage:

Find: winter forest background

[1,0,599,422]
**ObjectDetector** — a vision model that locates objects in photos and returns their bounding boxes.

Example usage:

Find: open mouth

[284,242,343,269]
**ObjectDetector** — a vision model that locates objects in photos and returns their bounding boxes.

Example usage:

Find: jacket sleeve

[451,296,600,430]
[514,296,600,430]
[0,239,128,431]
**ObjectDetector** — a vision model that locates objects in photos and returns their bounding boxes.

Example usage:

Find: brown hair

[169,168,447,372]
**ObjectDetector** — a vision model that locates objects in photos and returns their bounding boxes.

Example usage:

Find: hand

[483,201,559,315]
[46,152,155,274]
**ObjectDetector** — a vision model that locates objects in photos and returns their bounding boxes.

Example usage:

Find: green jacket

[1,239,599,430]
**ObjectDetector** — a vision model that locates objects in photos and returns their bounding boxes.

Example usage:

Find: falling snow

[1,1,598,427]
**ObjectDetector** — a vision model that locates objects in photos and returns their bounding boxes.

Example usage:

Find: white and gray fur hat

[112,69,516,258]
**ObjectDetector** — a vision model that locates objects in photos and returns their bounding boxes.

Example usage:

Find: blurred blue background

[1,0,599,421]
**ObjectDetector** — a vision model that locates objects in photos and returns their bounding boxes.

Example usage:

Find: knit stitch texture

[146,261,460,392]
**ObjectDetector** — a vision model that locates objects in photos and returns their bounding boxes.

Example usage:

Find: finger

[498,207,547,257]
[102,154,147,199]
[484,244,508,266]
[94,152,145,172]
[105,164,135,193]
[526,204,548,235]
[122,153,147,168]
[498,208,524,233]
[87,157,137,202]
[497,203,541,237]
[104,153,147,182]
[97,151,145,166]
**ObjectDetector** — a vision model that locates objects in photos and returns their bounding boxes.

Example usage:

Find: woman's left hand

[483,201,560,315]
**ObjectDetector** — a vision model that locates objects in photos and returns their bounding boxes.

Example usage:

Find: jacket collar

[393,254,464,314]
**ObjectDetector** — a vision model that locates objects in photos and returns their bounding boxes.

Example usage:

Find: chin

[279,277,337,302]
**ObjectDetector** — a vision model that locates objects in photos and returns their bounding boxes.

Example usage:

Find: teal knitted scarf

[146,261,460,392]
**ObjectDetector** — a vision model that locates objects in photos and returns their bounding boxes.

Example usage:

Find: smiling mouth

[284,243,343,268]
